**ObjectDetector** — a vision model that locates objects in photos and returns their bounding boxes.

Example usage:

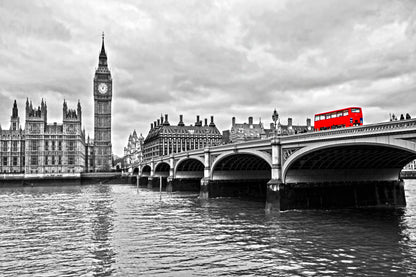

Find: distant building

[222,130,230,144]
[143,114,222,160]
[24,99,86,174]
[404,160,416,170]
[230,116,267,143]
[124,130,144,170]
[229,116,312,144]
[0,101,25,173]
[265,118,312,137]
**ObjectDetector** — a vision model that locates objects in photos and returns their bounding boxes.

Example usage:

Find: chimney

[248,116,253,125]
[288,118,293,128]
[178,115,184,126]
[209,116,215,127]
[164,114,170,126]
[232,117,236,126]
[204,118,208,126]
[196,115,201,126]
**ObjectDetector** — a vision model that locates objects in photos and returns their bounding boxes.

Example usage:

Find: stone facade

[143,114,222,160]
[0,99,86,174]
[24,99,85,174]
[0,101,25,173]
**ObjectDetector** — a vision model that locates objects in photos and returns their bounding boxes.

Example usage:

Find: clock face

[98,83,108,94]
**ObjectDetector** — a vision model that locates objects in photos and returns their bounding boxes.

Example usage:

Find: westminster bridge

[131,119,416,211]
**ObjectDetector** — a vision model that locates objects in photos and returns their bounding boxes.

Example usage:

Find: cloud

[0,0,416,155]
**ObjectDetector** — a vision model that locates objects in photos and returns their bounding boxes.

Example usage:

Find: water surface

[1,181,416,276]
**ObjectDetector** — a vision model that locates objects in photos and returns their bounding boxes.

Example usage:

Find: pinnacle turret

[12,100,18,118]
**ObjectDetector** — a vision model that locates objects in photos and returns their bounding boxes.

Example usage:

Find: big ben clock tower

[93,33,112,171]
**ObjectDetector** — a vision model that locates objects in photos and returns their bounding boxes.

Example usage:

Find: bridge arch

[154,161,170,177]
[174,157,205,179]
[210,150,272,180]
[141,165,151,177]
[133,167,139,175]
[283,139,416,183]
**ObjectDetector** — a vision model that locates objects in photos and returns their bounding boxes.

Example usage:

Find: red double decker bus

[314,107,363,131]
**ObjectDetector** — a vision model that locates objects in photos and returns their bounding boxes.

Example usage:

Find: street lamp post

[272,109,279,136]
[266,108,283,213]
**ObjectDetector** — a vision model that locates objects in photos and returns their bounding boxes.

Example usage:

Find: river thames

[1,181,416,276]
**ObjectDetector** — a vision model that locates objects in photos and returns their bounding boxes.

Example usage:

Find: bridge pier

[265,180,281,212]
[200,178,210,199]
[147,177,153,189]
[265,136,283,213]
[167,154,175,193]
[167,177,173,193]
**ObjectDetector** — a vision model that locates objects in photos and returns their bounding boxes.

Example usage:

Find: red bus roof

[314,107,362,117]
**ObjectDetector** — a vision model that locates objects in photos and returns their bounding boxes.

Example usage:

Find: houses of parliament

[0,35,112,174]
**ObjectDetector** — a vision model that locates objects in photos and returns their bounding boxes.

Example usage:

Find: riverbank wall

[0,172,133,186]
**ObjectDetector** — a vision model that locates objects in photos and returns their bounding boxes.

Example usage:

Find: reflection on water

[1,181,416,276]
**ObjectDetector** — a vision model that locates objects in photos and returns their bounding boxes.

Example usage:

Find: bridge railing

[281,119,416,142]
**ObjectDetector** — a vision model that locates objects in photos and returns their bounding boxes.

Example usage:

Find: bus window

[343,110,349,116]
[337,112,343,117]
[320,115,325,120]
[325,114,331,119]
[351,108,360,113]
[315,115,320,121]
[331,113,336,118]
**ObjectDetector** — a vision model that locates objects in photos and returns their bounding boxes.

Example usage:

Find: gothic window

[68,156,74,165]
[12,141,18,152]
[52,156,55,165]
[58,141,62,151]
[45,156,48,165]
[2,157,7,166]
[58,156,62,165]
[68,141,74,151]
[2,141,7,151]
[12,157,17,166]
[31,141,38,151]
[45,141,49,151]
[12,122,16,131]
[52,141,55,151]
[30,156,38,166]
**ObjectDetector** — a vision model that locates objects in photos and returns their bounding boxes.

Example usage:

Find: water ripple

[1,183,416,276]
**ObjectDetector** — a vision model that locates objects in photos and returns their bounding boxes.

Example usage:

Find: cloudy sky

[1,0,415,156]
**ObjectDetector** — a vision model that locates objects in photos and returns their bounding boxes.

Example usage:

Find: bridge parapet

[282,119,416,143]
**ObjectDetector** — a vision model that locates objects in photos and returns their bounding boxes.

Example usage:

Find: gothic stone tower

[93,33,112,171]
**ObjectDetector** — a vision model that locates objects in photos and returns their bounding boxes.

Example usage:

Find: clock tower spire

[99,32,107,67]
[93,33,112,172]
